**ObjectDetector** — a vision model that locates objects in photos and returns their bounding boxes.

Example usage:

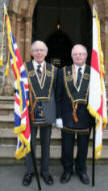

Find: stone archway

[1,0,39,95]
[8,0,38,62]
[8,0,108,81]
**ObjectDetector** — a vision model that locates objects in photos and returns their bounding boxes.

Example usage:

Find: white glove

[56,118,63,129]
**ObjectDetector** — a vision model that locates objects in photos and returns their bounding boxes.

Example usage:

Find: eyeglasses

[72,53,87,57]
[32,49,46,52]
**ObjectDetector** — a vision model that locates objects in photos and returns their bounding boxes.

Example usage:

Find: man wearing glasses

[56,44,95,185]
[23,40,57,186]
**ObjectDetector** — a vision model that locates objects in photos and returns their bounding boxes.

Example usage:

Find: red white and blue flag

[4,5,31,159]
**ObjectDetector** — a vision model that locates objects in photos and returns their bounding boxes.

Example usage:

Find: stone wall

[0,0,12,95]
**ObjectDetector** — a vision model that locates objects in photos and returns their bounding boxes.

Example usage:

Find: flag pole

[92,125,95,186]
[31,137,42,191]
[91,0,95,187]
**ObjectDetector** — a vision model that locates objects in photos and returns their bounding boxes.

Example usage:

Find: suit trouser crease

[61,130,90,174]
[61,131,75,173]
[76,133,90,174]
[25,125,52,177]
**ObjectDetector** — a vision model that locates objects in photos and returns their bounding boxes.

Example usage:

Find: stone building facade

[0,0,108,95]
[0,0,9,94]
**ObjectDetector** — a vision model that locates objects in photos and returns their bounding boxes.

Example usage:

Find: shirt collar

[74,63,86,73]
[33,60,45,71]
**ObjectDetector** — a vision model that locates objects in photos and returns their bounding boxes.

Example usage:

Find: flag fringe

[87,105,107,127]
[15,134,31,159]
[0,56,3,66]
[95,143,102,159]
[103,117,107,125]
[87,104,100,121]
[14,124,26,134]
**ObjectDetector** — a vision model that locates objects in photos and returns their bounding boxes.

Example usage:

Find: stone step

[0,105,14,115]
[0,128,108,147]
[0,104,14,109]
[0,144,107,160]
[0,127,61,139]
[0,127,61,145]
[0,96,108,109]
[0,127,108,140]
[0,114,108,128]
[0,96,14,104]
[0,115,14,122]
[0,95,108,120]
[1,102,108,112]
[0,105,108,121]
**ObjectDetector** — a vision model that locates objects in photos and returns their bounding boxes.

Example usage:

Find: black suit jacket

[56,65,95,133]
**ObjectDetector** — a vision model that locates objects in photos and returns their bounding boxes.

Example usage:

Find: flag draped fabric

[87,6,107,159]
[4,5,31,159]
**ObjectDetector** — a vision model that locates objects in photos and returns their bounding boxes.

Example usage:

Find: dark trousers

[61,130,90,175]
[25,124,52,177]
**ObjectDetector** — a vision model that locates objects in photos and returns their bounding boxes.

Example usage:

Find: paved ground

[0,164,108,191]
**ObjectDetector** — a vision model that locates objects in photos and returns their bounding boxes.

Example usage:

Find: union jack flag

[4,5,31,159]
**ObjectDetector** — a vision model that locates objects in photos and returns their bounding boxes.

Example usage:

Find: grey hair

[71,44,88,56]
[31,40,48,52]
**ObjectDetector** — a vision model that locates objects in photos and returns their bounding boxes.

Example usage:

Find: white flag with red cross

[87,6,107,159]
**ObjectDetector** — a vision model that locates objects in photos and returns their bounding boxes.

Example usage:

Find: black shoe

[60,172,72,184]
[75,165,89,185]
[78,173,90,185]
[41,174,54,185]
[23,173,34,186]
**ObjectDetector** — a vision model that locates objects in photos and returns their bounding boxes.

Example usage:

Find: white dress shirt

[32,60,46,87]
[33,60,45,73]
[74,63,86,79]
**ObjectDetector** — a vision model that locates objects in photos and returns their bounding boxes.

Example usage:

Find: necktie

[76,67,82,88]
[37,65,42,79]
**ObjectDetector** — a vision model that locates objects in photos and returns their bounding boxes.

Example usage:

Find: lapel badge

[67,70,71,75]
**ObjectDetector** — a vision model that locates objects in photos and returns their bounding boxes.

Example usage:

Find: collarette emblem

[67,70,71,75]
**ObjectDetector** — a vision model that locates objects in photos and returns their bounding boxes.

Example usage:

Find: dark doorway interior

[32,0,92,67]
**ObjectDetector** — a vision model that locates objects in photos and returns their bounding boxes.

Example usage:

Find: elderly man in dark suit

[56,44,95,185]
[23,40,57,186]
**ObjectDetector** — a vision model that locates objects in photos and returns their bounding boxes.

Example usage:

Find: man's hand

[56,118,63,129]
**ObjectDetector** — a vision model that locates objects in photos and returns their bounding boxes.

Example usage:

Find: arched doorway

[46,30,72,67]
[32,0,92,67]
